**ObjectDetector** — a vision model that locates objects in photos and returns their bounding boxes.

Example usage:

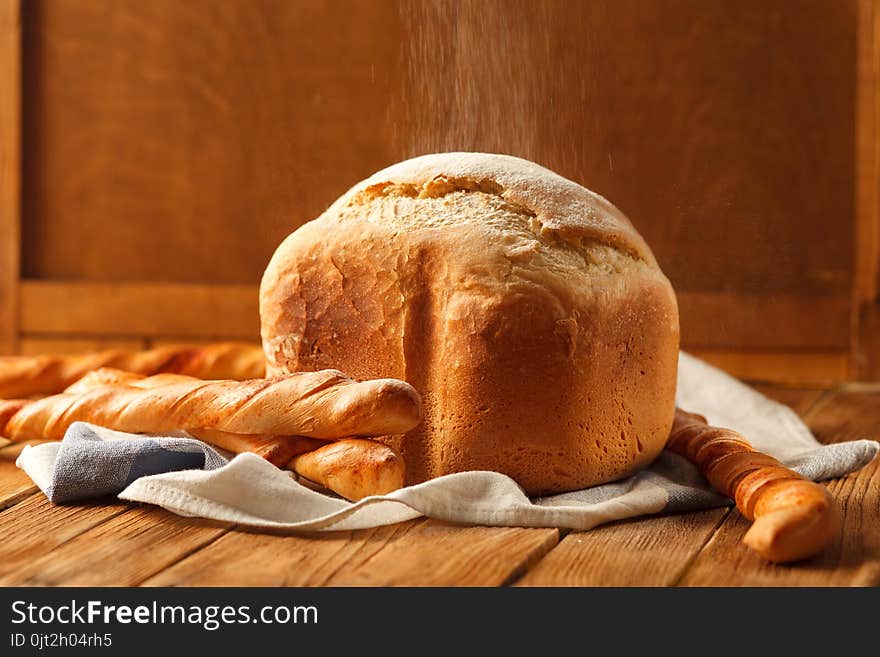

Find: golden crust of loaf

[260,153,679,495]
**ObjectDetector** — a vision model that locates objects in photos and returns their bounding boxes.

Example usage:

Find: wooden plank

[18,335,146,356]
[22,0,403,285]
[514,509,727,587]
[0,505,230,586]
[148,338,259,349]
[513,386,825,586]
[854,0,880,379]
[403,0,856,304]
[678,294,850,351]
[0,493,128,579]
[19,281,259,340]
[145,519,558,587]
[680,388,880,586]
[145,521,420,587]
[859,302,880,380]
[748,383,829,416]
[16,280,854,368]
[689,348,850,385]
[855,0,879,307]
[876,0,880,301]
[0,442,37,510]
[0,0,20,355]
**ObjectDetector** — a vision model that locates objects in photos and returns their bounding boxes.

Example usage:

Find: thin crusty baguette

[0,400,28,433]
[7,368,410,501]
[63,368,144,394]
[1,369,422,442]
[668,408,840,563]
[0,343,266,398]
[65,370,311,465]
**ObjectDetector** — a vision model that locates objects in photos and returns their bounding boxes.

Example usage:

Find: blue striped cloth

[41,422,228,503]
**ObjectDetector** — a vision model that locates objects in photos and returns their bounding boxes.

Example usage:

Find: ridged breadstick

[0,343,266,398]
[669,408,840,563]
[2,369,422,442]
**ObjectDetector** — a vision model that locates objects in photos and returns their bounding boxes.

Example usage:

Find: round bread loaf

[260,153,679,495]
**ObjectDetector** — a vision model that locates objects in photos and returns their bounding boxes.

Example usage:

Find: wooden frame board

[0,0,20,355]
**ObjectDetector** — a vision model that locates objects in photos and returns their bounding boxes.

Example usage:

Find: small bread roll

[261,153,679,495]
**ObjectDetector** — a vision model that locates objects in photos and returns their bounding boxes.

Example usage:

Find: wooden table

[0,382,877,587]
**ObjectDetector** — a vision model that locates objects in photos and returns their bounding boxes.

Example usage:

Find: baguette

[2,369,422,442]
[10,368,410,501]
[64,369,315,467]
[189,427,316,468]
[0,400,28,432]
[0,343,266,398]
[669,408,840,563]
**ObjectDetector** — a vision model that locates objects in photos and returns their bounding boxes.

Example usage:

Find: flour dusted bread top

[327,152,656,263]
[261,152,679,495]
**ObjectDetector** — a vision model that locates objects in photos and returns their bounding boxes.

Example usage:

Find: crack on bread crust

[344,175,645,276]
[355,175,507,202]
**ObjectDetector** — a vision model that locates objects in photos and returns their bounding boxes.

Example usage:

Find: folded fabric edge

[117,437,880,534]
[118,455,675,533]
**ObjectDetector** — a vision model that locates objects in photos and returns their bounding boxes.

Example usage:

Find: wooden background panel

[397,0,857,298]
[21,0,404,285]
[19,281,259,340]
[22,0,857,292]
[14,0,867,367]
[17,337,145,356]
[855,0,880,379]
[856,0,879,310]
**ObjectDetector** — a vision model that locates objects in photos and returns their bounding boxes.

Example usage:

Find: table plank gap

[798,388,841,422]
[680,388,880,586]
[146,520,558,587]
[0,493,130,579]
[132,525,234,587]
[312,520,429,586]
[145,519,424,587]
[667,507,733,586]
[498,528,563,586]
[514,508,728,587]
[0,504,231,586]
[323,521,559,587]
[748,383,831,416]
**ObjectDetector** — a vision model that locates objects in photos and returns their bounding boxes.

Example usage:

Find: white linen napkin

[16,352,878,532]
